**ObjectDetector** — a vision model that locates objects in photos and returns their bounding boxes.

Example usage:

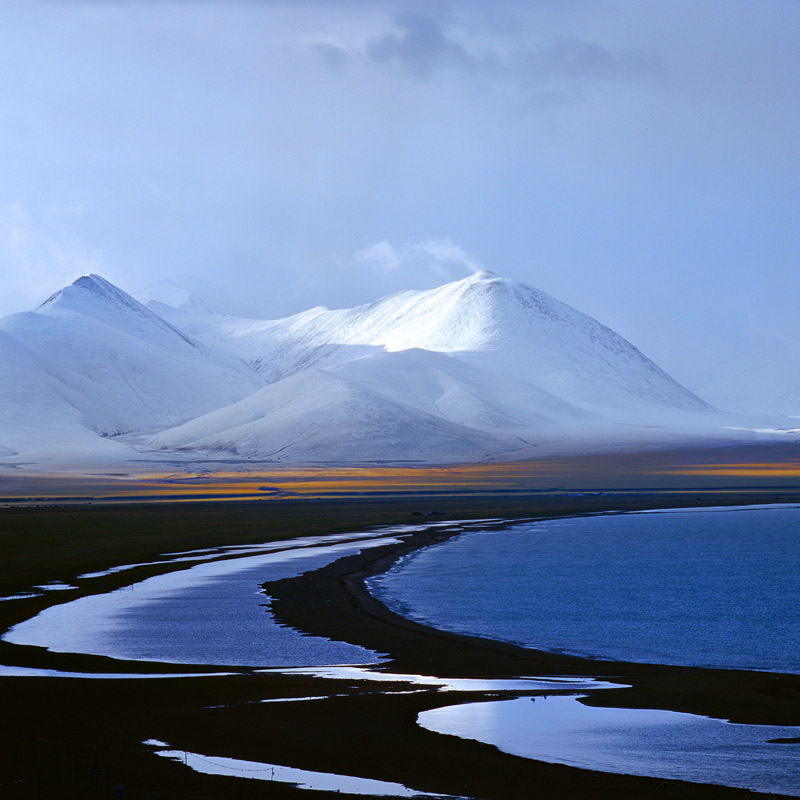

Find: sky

[0,0,798,389]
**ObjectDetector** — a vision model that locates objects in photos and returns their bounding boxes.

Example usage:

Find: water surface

[418,695,800,796]
[369,505,800,672]
[5,538,397,667]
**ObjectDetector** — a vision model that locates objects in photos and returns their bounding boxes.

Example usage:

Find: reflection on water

[266,665,623,692]
[1,520,489,667]
[4,537,400,667]
[418,695,800,796]
[0,665,232,678]
[148,743,464,798]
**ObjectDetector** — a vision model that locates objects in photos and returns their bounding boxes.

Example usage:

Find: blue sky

[0,0,798,387]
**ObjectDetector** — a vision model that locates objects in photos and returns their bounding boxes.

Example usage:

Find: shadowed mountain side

[148,347,754,464]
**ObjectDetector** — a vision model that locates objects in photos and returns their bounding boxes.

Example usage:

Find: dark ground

[0,484,799,799]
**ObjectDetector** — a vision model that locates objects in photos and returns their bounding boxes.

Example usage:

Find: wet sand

[0,491,799,799]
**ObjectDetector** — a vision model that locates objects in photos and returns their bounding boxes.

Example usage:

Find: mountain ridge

[149,271,707,415]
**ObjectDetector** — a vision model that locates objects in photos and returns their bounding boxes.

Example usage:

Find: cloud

[535,36,658,82]
[266,238,484,317]
[353,240,404,272]
[301,237,482,312]
[351,238,481,280]
[312,41,352,72]
[412,239,482,277]
[365,13,473,80]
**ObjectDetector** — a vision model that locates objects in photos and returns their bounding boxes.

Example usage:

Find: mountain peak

[454,270,540,301]
[72,274,135,303]
[439,270,563,324]
[74,273,113,289]
[34,274,203,349]
[38,274,131,312]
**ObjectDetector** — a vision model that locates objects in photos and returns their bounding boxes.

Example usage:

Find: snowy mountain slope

[0,275,265,440]
[148,365,532,462]
[150,271,708,416]
[143,271,728,463]
[149,341,744,464]
[145,300,362,383]
[0,330,130,459]
[325,348,585,435]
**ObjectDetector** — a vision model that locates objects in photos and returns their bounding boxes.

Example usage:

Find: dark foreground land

[1,487,799,800]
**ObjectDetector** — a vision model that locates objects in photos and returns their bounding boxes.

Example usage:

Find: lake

[368,505,800,672]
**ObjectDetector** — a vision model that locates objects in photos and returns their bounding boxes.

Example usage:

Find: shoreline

[0,492,799,798]
[265,510,800,728]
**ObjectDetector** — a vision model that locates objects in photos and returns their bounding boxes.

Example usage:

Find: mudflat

[1,490,799,799]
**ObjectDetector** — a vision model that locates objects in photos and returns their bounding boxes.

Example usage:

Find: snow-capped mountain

[149,363,533,462]
[150,270,707,414]
[1,270,787,469]
[148,347,590,462]
[0,275,264,458]
[145,271,727,463]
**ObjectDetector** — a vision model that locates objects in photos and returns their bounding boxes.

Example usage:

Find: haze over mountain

[689,335,800,417]
[0,271,795,470]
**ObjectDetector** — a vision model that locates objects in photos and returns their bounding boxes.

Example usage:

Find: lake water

[368,505,800,673]
[418,695,800,797]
